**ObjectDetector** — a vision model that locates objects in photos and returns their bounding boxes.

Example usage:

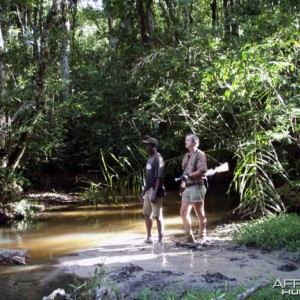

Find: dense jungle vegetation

[0,0,299,216]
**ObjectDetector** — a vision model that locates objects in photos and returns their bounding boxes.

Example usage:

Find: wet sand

[57,228,300,298]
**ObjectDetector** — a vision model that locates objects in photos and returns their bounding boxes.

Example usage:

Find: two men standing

[140,134,207,244]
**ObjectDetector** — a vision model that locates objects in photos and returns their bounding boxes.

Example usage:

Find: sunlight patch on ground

[60,248,190,268]
[0,264,45,275]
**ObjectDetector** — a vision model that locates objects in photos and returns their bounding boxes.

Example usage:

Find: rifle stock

[205,162,229,176]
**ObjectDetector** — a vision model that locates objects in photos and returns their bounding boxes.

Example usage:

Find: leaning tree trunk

[0,249,29,266]
[7,0,60,172]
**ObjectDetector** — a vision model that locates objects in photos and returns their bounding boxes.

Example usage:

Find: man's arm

[151,177,163,202]
[151,154,164,202]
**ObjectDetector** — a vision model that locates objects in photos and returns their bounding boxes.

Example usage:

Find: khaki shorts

[142,188,163,218]
[182,184,206,203]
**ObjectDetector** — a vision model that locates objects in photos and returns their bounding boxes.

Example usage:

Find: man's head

[142,137,158,155]
[185,134,199,150]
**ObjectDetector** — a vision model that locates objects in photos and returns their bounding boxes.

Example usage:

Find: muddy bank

[0,193,82,224]
[57,228,300,299]
[0,249,29,266]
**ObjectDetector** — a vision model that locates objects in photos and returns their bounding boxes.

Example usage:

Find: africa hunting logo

[273,279,300,296]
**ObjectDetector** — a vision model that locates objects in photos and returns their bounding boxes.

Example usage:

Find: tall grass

[232,213,300,251]
[231,133,289,217]
[80,147,146,206]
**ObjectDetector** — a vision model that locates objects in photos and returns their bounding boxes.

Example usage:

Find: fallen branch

[0,249,29,265]
[237,281,269,300]
[42,288,72,300]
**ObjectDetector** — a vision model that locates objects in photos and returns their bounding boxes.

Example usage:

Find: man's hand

[179,181,186,196]
[180,173,189,181]
[139,193,144,202]
[179,187,185,196]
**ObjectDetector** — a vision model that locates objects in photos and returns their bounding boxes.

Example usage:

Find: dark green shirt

[144,152,164,192]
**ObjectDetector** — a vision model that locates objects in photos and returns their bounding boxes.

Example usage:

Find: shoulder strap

[193,149,201,172]
[183,154,190,171]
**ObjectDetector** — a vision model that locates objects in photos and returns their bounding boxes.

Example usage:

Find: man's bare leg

[144,215,153,242]
[155,216,164,242]
[192,202,206,238]
[180,202,195,242]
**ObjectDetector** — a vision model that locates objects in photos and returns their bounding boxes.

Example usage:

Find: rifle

[174,162,229,182]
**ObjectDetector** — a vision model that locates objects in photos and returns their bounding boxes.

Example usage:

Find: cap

[142,137,158,147]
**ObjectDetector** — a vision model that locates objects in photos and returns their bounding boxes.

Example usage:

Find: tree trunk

[230,0,239,36]
[0,21,6,150]
[184,0,193,33]
[146,0,155,37]
[61,0,70,101]
[211,0,217,28]
[164,0,178,43]
[108,15,116,51]
[7,0,60,172]
[102,1,117,51]
[136,0,149,47]
[223,0,230,37]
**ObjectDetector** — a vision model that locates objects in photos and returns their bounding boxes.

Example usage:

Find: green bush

[232,214,300,251]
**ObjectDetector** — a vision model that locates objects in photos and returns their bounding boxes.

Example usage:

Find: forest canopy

[0,0,299,216]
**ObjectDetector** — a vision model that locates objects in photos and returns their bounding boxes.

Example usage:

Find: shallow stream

[0,188,237,299]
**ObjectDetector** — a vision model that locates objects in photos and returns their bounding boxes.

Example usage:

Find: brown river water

[0,188,237,299]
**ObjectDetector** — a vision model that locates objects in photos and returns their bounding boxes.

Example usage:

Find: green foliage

[232,214,300,252]
[0,168,29,199]
[137,284,294,300]
[68,265,119,300]
[277,180,300,210]
[1,0,300,216]
[133,4,300,216]
[232,137,287,216]
[12,199,41,220]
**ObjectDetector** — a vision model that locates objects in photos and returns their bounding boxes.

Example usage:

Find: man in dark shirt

[179,134,208,243]
[139,138,165,244]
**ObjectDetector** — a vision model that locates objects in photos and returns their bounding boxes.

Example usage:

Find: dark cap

[142,137,158,147]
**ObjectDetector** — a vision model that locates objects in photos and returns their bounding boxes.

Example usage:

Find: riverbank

[56,226,300,299]
[1,192,299,298]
